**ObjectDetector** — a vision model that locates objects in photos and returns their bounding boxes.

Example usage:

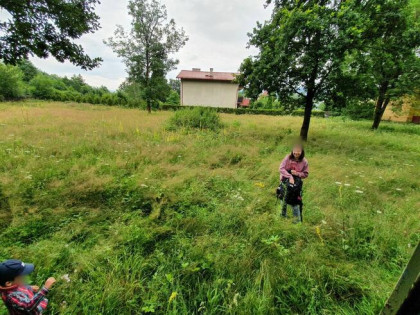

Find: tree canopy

[238,0,360,140]
[0,0,102,69]
[105,0,188,113]
[239,0,419,136]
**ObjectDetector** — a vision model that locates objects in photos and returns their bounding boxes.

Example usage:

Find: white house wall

[181,80,239,109]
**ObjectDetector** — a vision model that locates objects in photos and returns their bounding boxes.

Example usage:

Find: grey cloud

[25,0,271,90]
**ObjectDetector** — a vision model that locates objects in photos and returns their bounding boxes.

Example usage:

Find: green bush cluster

[161,104,327,117]
[167,107,223,131]
[0,61,156,108]
[342,100,375,120]
[0,63,25,100]
[291,109,327,117]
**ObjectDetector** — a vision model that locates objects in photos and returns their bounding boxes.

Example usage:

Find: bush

[342,100,375,120]
[166,90,180,105]
[292,109,326,117]
[161,104,289,116]
[30,74,55,99]
[167,107,222,131]
[0,63,25,100]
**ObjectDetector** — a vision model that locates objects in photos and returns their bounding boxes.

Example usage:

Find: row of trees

[0,0,185,113]
[0,60,180,108]
[238,0,420,139]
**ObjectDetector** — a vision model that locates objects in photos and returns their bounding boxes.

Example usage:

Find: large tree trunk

[300,91,315,141]
[372,82,389,130]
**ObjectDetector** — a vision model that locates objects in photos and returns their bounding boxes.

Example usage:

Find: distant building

[177,68,239,109]
[382,97,420,124]
[237,97,251,108]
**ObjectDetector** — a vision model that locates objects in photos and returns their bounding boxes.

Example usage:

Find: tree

[17,60,39,82]
[0,63,24,100]
[105,0,188,113]
[29,74,55,99]
[353,0,420,129]
[169,78,180,94]
[0,0,102,69]
[166,90,180,105]
[238,1,362,140]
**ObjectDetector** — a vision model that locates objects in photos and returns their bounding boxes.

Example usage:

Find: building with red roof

[177,68,240,109]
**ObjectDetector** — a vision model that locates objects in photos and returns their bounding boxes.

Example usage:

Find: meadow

[0,100,419,314]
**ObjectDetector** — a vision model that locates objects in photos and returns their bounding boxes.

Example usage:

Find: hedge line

[160,104,326,117]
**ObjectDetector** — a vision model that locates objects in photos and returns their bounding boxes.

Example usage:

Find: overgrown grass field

[0,101,419,314]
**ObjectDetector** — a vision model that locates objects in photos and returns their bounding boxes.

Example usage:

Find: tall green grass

[0,100,419,314]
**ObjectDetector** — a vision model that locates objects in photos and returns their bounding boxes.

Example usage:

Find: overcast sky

[14,0,272,91]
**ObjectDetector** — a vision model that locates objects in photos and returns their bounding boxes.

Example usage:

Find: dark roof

[177,70,238,82]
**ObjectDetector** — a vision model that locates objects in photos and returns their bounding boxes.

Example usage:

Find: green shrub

[166,90,180,105]
[292,108,326,117]
[167,107,222,131]
[0,63,25,100]
[342,100,375,120]
[30,74,55,99]
[161,104,290,116]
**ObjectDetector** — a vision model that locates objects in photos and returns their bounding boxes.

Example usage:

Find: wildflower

[255,182,265,188]
[321,220,327,225]
[355,190,364,194]
[140,184,148,188]
[377,210,382,214]
[24,175,32,180]
[335,182,342,185]
[61,274,71,283]
[396,188,402,191]
[168,291,177,303]
[344,183,351,187]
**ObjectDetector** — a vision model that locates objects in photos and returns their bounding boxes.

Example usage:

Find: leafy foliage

[0,0,102,69]
[105,0,188,112]
[0,63,24,100]
[167,107,222,131]
[238,1,361,140]
[342,100,375,120]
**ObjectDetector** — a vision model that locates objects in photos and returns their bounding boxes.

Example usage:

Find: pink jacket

[279,155,309,181]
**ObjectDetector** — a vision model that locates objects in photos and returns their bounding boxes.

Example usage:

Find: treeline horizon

[0,60,181,108]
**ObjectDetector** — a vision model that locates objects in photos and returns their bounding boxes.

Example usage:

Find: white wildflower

[344,183,351,187]
[396,188,402,191]
[61,274,71,283]
[377,210,382,214]
[141,184,148,188]
[335,182,342,185]
[355,190,364,194]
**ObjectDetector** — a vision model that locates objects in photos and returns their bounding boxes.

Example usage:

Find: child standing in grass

[0,259,56,314]
[279,144,309,223]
